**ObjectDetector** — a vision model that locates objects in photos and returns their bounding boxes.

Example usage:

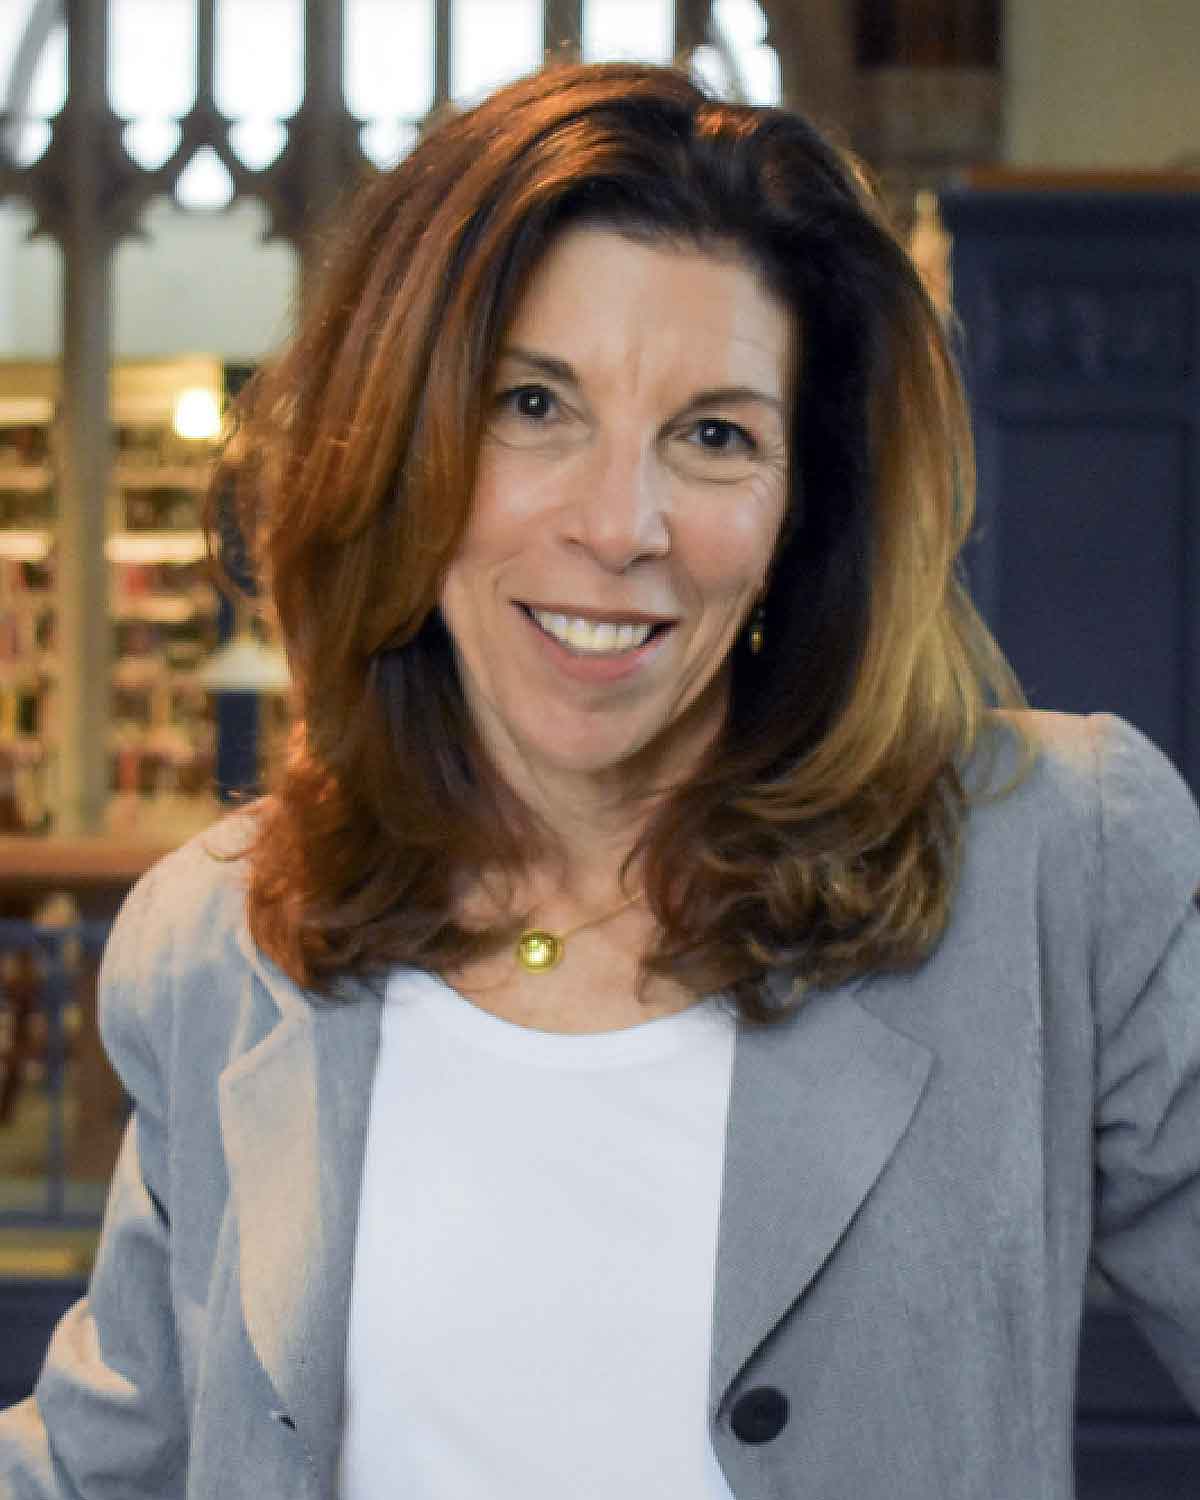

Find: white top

[339,967,738,1500]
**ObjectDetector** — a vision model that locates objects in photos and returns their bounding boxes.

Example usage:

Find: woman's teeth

[528,607,656,654]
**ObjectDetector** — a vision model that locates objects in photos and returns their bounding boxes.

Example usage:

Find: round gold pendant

[516,929,563,973]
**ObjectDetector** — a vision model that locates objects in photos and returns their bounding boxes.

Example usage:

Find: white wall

[1005,0,1200,167]
[0,197,295,362]
[114,198,297,361]
[0,205,59,358]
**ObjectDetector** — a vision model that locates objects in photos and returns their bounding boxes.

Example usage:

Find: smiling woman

[5,58,1200,1500]
[215,61,1035,1025]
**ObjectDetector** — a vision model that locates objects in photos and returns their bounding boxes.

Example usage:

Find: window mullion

[674,0,711,56]
[544,0,583,60]
[195,0,216,106]
[433,0,451,110]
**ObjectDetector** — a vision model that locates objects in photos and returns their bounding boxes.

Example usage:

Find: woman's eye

[486,382,575,450]
[499,384,558,421]
[688,418,755,454]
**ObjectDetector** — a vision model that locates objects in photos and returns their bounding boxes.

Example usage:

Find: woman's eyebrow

[498,345,785,417]
[496,345,579,386]
[677,386,786,419]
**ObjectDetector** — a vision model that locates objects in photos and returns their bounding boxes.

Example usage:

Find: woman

[3,61,1199,1500]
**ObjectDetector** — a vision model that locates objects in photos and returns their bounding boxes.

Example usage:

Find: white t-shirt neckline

[394,964,734,1069]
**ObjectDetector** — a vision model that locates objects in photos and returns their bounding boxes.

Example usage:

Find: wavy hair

[214,61,1035,1024]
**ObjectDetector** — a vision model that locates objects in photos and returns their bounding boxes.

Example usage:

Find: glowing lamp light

[0,530,52,562]
[173,386,222,441]
[105,531,207,564]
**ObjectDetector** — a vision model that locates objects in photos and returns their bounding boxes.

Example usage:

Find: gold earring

[748,603,766,656]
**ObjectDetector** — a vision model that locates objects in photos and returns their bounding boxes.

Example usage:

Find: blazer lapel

[218,939,382,1495]
[709,980,934,1413]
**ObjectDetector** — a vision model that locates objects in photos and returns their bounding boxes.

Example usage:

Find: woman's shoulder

[965,709,1200,985]
[115,803,258,953]
[96,804,264,1048]
[976,707,1198,849]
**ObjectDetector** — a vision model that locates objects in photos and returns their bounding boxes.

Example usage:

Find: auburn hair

[213,61,1036,1025]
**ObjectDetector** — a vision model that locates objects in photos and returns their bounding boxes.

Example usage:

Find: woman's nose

[564,438,670,572]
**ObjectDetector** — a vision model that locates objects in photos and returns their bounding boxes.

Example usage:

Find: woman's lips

[516,603,674,683]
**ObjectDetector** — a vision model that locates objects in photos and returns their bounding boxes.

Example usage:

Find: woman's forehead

[501,226,796,399]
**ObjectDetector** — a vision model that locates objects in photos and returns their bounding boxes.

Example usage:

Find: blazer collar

[218,939,932,1482]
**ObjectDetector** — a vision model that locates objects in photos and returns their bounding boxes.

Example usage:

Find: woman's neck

[459,654,728,914]
[503,793,648,921]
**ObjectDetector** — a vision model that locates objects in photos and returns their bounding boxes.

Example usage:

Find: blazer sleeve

[0,864,188,1499]
[1089,713,1200,1411]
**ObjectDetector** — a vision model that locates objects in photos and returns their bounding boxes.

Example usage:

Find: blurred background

[0,4,1197,1491]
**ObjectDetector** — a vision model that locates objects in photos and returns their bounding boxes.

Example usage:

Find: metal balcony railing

[0,918,114,1229]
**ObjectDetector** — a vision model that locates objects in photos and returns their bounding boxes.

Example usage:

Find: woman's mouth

[521,605,672,656]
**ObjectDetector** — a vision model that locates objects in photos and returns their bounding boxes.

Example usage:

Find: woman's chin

[504,702,719,791]
[517,730,662,783]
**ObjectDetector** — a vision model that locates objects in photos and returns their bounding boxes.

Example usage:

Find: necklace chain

[516,890,644,974]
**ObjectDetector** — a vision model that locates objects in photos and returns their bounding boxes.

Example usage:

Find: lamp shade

[197,633,291,694]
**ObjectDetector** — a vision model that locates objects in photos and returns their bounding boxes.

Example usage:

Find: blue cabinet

[941,186,1200,799]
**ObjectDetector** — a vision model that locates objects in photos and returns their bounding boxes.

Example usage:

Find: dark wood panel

[1076,1427,1200,1500]
[0,1277,86,1409]
[979,417,1186,759]
[943,187,1200,800]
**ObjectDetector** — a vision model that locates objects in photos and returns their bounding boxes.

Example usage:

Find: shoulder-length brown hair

[214,60,1035,1024]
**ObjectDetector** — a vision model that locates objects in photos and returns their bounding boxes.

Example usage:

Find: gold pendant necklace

[516,891,644,974]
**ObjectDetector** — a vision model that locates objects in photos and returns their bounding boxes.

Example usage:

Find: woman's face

[439,226,794,794]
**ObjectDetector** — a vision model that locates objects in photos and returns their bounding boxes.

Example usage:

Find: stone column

[56,0,115,833]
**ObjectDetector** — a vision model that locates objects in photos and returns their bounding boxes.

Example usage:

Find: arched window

[5,1,781,185]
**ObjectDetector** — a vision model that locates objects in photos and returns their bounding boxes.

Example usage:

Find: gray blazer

[2,711,1199,1499]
